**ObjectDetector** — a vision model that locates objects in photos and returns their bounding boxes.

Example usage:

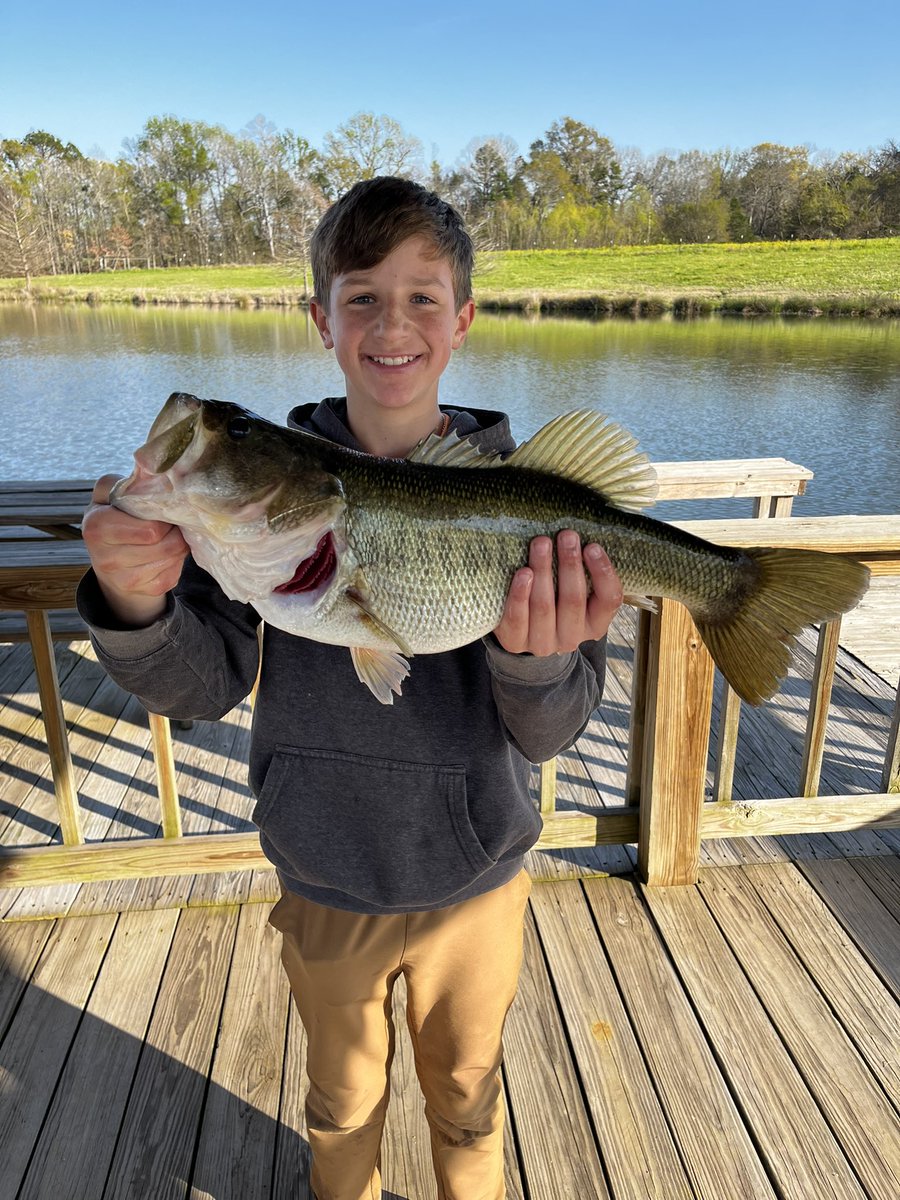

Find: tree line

[2,112,899,283]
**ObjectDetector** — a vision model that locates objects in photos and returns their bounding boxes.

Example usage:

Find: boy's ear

[310,298,334,349]
[452,300,476,350]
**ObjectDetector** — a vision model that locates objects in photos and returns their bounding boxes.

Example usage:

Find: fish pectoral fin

[345,587,413,657]
[623,593,658,614]
[349,647,410,705]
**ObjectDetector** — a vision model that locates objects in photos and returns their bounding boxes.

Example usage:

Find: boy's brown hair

[311,177,474,312]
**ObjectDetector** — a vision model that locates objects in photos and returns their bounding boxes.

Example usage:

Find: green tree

[543,116,621,205]
[463,137,520,216]
[522,148,573,217]
[789,161,851,239]
[727,197,754,241]
[126,115,218,264]
[0,171,43,283]
[612,183,663,245]
[0,133,85,276]
[661,197,730,243]
[0,138,57,281]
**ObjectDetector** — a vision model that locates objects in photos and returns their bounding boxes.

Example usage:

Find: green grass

[1,237,898,316]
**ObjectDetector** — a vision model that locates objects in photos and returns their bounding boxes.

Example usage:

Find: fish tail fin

[693,548,870,705]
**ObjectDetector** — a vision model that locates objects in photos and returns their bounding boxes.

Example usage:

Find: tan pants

[268,870,531,1200]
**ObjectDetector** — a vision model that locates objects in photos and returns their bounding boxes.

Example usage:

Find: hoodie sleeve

[76,556,261,722]
[482,633,607,763]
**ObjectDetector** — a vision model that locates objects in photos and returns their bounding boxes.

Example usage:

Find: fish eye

[227,415,253,440]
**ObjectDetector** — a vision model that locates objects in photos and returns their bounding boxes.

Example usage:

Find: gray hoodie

[77,399,606,914]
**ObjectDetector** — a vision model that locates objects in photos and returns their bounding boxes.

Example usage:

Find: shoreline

[0,285,898,318]
[2,237,897,318]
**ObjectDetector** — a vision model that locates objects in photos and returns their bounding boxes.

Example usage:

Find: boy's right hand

[81,474,190,627]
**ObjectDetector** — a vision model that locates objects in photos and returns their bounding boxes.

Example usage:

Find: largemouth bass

[110,392,869,706]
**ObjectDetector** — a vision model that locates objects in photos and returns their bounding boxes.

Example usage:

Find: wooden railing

[2,463,898,890]
[536,516,900,882]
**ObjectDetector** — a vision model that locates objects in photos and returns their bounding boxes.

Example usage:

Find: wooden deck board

[502,906,610,1198]
[697,867,900,1200]
[271,1000,312,1199]
[17,909,180,1200]
[529,882,694,1199]
[740,863,900,1109]
[100,905,241,1199]
[191,901,290,1200]
[1,863,898,1199]
[799,857,900,1003]
[643,880,873,1200]
[0,913,118,1194]
[584,876,778,1198]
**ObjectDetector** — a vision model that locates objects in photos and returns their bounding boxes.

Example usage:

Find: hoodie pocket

[252,745,495,909]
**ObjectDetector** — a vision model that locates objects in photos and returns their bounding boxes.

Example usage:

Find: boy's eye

[412,294,436,305]
[347,294,374,305]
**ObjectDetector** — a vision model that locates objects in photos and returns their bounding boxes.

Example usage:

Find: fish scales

[340,455,743,642]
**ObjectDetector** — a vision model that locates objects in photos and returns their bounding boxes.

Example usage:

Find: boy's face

[310,236,475,427]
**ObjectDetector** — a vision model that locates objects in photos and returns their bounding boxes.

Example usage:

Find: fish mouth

[273,531,338,600]
[111,394,204,504]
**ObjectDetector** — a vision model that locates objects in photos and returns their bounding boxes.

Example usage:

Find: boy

[78,177,622,1200]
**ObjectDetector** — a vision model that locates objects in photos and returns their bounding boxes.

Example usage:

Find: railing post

[638,599,715,886]
[539,759,557,815]
[881,677,900,794]
[149,713,182,838]
[25,610,84,845]
[625,608,652,807]
[800,618,842,797]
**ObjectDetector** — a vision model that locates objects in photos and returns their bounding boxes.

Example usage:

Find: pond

[1,303,898,520]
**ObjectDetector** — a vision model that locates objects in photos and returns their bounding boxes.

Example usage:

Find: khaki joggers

[268,869,531,1200]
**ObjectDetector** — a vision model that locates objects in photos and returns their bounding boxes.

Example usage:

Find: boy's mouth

[367,354,422,367]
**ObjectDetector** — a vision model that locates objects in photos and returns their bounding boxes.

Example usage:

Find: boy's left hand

[494,531,622,657]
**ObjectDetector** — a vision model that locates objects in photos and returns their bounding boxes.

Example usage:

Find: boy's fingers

[554,530,588,651]
[495,567,533,653]
[87,474,179,545]
[91,473,123,505]
[526,536,557,657]
[584,544,623,635]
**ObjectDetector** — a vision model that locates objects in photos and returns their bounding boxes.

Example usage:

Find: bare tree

[321,113,424,197]
[0,140,51,283]
[0,178,43,284]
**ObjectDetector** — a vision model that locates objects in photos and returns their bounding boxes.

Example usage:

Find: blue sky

[3,0,898,165]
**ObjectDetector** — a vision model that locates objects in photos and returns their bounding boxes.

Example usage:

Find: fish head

[111,393,343,536]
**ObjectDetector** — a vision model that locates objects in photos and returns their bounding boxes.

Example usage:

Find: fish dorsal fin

[406,431,502,469]
[505,410,658,511]
[408,411,657,511]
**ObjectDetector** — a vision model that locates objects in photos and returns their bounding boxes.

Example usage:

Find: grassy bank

[1,237,898,317]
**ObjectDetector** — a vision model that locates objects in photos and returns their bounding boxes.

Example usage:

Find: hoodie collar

[286,398,516,456]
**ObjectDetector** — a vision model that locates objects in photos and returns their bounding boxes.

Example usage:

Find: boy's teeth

[372,355,416,366]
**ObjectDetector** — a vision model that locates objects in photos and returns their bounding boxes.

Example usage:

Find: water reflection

[1,304,898,517]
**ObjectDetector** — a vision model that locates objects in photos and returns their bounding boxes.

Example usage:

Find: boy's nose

[375,301,408,336]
